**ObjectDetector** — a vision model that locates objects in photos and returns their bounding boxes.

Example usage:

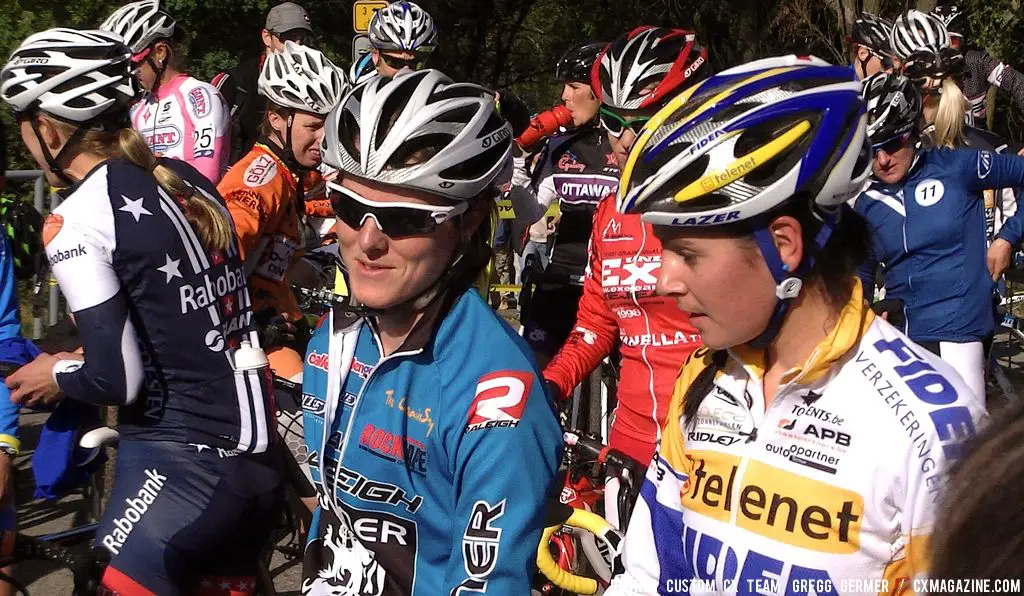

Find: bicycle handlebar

[0,531,108,595]
[536,508,619,595]
[563,430,645,481]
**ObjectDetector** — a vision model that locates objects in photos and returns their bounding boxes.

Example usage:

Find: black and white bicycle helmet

[851,12,893,54]
[1,28,137,122]
[322,69,512,201]
[99,0,176,55]
[932,4,967,40]
[258,41,347,115]
[890,10,950,60]
[863,72,922,143]
[556,42,606,84]
[368,1,438,54]
[349,52,377,87]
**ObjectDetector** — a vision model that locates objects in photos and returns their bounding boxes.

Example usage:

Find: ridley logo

[465,371,533,432]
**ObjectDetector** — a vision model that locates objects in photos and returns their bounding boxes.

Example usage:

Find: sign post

[353,0,388,34]
[352,34,372,60]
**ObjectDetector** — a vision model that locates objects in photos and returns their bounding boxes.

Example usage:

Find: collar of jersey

[333,285,462,354]
[730,278,875,386]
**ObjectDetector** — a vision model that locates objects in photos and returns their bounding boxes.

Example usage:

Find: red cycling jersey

[543,195,701,465]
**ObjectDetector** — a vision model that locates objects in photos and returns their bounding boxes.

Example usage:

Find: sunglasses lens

[330,190,437,238]
[600,113,624,136]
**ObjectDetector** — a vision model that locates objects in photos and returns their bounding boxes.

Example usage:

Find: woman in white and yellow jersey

[606,55,988,596]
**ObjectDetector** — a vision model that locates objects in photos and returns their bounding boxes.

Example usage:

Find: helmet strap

[29,118,85,188]
[747,208,837,348]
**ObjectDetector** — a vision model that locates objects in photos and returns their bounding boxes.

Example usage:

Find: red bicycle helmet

[593,26,709,110]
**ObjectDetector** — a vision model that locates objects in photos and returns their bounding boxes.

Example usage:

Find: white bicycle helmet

[367,1,438,53]
[99,0,176,55]
[618,55,870,228]
[258,41,347,114]
[322,69,512,201]
[890,10,951,60]
[349,52,377,86]
[1,28,137,122]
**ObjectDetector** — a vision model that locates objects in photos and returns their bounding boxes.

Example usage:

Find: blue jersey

[853,148,1024,342]
[0,235,29,453]
[301,289,562,596]
[44,157,272,453]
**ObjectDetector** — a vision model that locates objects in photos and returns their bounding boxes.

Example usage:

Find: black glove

[496,90,532,138]
[254,307,296,350]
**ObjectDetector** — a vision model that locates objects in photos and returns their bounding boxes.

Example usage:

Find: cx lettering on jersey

[465,371,533,432]
[452,500,505,595]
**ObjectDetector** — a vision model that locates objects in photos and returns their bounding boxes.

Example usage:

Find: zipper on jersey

[329,324,424,510]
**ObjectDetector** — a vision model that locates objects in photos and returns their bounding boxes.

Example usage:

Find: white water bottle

[233,339,269,372]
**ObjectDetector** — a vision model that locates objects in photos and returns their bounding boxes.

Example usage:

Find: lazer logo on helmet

[671,210,741,226]
[178,266,245,314]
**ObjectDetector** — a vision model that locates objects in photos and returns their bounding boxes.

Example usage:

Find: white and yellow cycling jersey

[608,281,987,596]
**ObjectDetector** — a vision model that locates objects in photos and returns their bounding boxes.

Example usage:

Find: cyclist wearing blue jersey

[300,69,562,595]
[2,28,280,595]
[855,71,1024,400]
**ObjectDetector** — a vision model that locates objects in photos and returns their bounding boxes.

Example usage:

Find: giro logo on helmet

[481,127,511,149]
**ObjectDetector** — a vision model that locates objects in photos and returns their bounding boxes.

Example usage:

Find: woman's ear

[266,110,286,135]
[768,215,804,273]
[36,116,66,152]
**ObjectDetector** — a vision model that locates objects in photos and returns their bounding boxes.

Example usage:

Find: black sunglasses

[379,52,428,71]
[872,132,912,155]
[273,29,313,45]
[329,183,467,239]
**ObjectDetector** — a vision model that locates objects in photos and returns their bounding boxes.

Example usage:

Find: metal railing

[6,169,61,340]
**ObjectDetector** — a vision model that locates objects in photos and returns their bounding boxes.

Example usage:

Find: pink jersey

[130,74,230,184]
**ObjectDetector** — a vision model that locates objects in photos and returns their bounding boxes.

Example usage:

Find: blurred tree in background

[0,0,1023,181]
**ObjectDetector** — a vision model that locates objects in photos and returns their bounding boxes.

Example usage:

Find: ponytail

[46,112,233,253]
[116,128,232,252]
[933,77,968,149]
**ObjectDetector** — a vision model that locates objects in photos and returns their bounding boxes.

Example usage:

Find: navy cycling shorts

[96,440,283,595]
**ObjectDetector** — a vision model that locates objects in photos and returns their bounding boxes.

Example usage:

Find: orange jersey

[218,141,308,321]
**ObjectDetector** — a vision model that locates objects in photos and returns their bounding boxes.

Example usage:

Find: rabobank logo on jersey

[178,265,246,315]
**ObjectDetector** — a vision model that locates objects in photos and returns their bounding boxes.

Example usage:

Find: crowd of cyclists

[0,0,1019,593]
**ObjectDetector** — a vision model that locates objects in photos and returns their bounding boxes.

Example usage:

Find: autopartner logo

[358,423,428,475]
[683,451,862,552]
[764,441,841,475]
[465,371,533,432]
[307,351,329,372]
[144,125,182,152]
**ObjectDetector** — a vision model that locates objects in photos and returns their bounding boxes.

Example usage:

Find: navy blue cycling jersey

[44,157,273,453]
[853,148,1024,342]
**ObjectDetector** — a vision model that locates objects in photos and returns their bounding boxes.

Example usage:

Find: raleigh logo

[101,469,167,555]
[179,266,245,314]
[48,243,87,266]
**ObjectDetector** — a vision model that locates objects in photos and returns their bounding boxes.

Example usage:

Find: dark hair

[155,25,190,72]
[930,399,1024,581]
[681,201,871,426]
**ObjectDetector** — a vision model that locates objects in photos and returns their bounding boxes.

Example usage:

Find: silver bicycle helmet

[323,69,512,201]
[367,1,438,53]
[1,28,137,122]
[258,41,348,114]
[99,0,176,55]
[891,10,951,60]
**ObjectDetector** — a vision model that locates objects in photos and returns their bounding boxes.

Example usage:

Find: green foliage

[1,0,1024,164]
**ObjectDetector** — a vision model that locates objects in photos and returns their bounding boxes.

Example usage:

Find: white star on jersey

[158,254,183,282]
[119,195,153,222]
